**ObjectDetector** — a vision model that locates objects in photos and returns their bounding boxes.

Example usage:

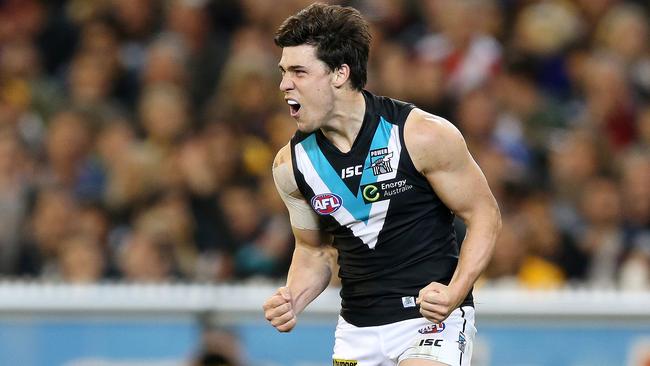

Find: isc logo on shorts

[333,359,357,366]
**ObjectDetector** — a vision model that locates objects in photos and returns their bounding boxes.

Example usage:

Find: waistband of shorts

[340,294,474,327]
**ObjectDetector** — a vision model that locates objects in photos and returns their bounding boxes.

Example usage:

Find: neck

[319,89,366,153]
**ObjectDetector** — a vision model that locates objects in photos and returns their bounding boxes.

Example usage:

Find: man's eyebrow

[278,65,307,72]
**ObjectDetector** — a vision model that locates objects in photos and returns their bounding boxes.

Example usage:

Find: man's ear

[332,64,351,88]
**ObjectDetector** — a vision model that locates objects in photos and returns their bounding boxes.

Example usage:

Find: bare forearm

[286,244,335,314]
[449,204,501,303]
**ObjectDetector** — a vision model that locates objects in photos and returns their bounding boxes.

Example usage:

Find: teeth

[287,99,299,106]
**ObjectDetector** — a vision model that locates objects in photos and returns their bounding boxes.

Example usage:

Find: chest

[295,118,419,224]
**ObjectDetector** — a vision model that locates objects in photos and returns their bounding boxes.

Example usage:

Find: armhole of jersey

[289,136,313,203]
[398,107,424,176]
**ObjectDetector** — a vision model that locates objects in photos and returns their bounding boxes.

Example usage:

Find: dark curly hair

[274,3,371,91]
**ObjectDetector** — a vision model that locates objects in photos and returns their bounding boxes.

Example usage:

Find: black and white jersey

[290,90,473,327]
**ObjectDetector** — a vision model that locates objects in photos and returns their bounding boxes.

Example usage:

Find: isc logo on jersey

[311,193,343,215]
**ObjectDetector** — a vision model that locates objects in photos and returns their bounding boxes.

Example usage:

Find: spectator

[518,191,589,288]
[116,228,175,283]
[0,129,33,273]
[58,233,105,283]
[191,328,243,366]
[16,186,78,277]
[578,177,626,288]
[416,0,502,97]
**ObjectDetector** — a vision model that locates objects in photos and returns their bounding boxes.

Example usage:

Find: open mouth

[286,99,301,117]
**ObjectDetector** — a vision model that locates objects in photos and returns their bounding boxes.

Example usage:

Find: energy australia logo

[368,148,393,176]
[361,184,381,203]
[360,179,413,204]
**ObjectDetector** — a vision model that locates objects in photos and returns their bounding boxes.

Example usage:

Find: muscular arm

[264,144,336,330]
[287,227,336,314]
[405,110,501,318]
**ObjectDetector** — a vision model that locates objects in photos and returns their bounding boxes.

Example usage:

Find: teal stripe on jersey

[299,118,393,224]
[301,134,370,222]
[360,117,393,186]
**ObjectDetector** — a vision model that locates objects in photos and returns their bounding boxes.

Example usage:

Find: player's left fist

[416,282,461,323]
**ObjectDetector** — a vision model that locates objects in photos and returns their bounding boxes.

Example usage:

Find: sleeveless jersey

[290,90,473,327]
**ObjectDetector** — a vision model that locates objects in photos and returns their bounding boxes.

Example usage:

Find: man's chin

[296,120,317,133]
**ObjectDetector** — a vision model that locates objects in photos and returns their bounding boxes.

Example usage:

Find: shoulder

[404,109,464,145]
[370,91,414,124]
[272,143,300,197]
[404,109,469,174]
[273,143,292,169]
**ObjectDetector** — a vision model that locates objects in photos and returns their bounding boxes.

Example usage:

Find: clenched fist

[416,282,462,323]
[263,286,297,332]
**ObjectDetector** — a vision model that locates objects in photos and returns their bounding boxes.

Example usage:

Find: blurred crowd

[0,0,648,290]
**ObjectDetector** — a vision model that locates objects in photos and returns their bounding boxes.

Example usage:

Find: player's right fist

[262,286,297,332]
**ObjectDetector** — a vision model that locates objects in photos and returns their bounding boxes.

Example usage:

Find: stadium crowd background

[0,0,648,291]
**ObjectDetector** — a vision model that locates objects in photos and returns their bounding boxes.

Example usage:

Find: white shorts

[332,306,476,366]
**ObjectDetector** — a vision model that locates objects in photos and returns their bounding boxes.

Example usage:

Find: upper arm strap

[272,162,320,230]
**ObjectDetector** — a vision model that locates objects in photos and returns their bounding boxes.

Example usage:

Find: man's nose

[279,76,294,92]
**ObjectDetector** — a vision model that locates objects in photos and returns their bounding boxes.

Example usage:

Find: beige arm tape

[272,162,320,230]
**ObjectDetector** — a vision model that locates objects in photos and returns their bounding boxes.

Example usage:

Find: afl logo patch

[418,322,445,334]
[311,193,342,215]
